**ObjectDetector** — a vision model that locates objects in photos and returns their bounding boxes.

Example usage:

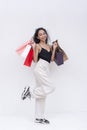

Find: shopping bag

[21,44,31,58]
[16,40,34,67]
[24,48,33,67]
[52,40,68,66]
[55,48,68,66]
[16,40,33,55]
[54,51,64,65]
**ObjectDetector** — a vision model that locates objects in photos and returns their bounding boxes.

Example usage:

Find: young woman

[21,27,58,124]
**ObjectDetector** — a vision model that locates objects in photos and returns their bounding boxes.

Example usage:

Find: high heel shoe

[21,86,31,100]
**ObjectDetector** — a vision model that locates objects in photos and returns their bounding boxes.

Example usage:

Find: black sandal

[21,86,31,100]
[35,118,50,124]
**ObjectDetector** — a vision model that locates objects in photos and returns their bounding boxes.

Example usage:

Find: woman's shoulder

[35,44,41,52]
[35,44,41,48]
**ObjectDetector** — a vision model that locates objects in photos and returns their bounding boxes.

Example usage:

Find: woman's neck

[40,41,46,45]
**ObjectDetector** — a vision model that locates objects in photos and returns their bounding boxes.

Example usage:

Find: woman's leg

[35,97,46,119]
[34,97,50,124]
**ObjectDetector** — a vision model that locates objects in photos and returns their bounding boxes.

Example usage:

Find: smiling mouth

[42,37,46,40]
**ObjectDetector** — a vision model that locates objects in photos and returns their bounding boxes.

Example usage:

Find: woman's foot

[35,118,50,124]
[21,86,31,100]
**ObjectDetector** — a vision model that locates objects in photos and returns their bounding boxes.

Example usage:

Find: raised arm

[32,43,40,63]
[51,47,56,61]
[51,42,58,61]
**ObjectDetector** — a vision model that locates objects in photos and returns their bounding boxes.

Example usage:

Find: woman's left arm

[51,43,57,61]
[51,47,56,61]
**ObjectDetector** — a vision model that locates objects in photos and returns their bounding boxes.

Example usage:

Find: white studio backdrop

[0,0,87,117]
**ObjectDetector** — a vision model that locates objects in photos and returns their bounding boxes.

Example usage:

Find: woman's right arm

[32,43,39,63]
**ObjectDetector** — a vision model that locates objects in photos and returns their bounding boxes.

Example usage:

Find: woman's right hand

[30,39,36,49]
[32,42,36,49]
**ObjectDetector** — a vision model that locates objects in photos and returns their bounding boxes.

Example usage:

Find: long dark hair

[33,27,49,44]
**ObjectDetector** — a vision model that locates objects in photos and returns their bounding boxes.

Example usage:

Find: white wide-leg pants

[31,59,55,119]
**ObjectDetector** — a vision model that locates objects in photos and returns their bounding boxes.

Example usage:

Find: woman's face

[37,29,47,42]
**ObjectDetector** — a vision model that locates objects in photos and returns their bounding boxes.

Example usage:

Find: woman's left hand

[52,41,58,50]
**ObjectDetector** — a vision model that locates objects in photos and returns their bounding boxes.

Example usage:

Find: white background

[0,0,87,117]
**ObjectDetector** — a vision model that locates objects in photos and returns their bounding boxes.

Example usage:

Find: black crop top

[38,48,52,63]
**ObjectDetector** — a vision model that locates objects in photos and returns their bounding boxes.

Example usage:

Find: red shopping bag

[24,47,33,67]
[16,40,34,67]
